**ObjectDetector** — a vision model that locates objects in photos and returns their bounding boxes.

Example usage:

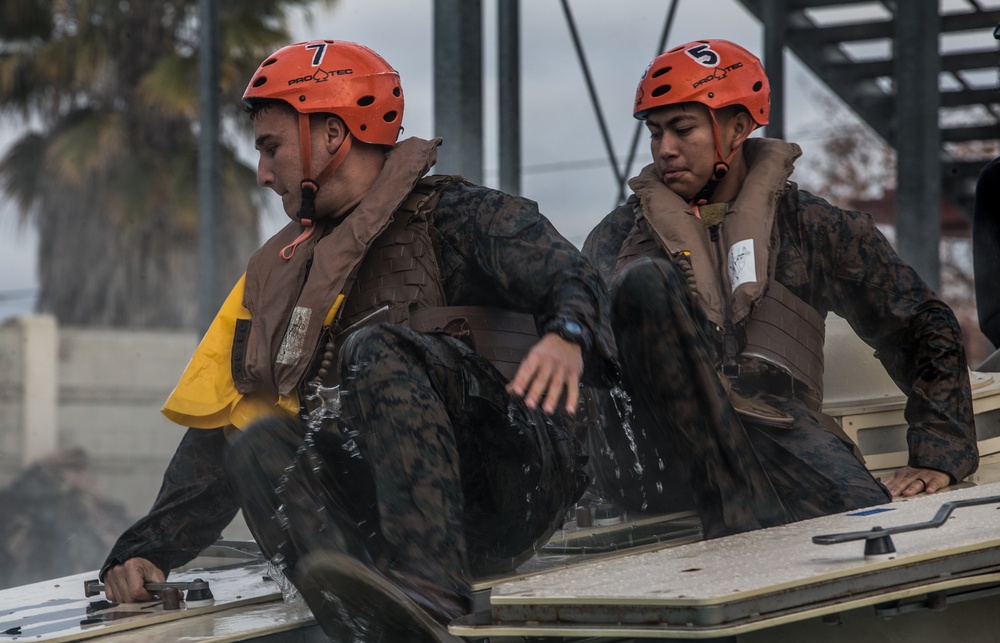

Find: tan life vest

[235,138,539,400]
[161,138,449,432]
[161,168,538,433]
[620,138,826,412]
[301,176,540,386]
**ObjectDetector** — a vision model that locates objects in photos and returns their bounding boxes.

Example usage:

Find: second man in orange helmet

[584,39,978,537]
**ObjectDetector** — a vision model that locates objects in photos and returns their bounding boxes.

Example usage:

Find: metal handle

[83,578,211,598]
[812,495,1000,545]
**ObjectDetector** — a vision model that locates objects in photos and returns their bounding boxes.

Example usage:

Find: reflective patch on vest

[277,306,312,366]
[728,238,757,292]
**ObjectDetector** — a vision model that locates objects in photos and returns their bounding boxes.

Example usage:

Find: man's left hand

[884,466,951,498]
[507,333,584,415]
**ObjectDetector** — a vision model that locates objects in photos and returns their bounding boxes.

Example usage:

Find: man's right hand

[507,333,584,415]
[103,557,165,603]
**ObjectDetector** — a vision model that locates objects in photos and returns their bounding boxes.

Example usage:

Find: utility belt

[723,281,826,428]
[721,285,862,460]
[306,304,539,391]
[409,305,539,380]
[741,280,825,407]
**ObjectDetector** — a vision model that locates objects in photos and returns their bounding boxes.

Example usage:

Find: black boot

[297,551,465,643]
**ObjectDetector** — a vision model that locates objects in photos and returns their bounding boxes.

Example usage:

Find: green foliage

[0,0,52,41]
[0,0,335,328]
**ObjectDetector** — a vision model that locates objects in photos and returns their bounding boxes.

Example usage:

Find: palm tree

[0,0,330,328]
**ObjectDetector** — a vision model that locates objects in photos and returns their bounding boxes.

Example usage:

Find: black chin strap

[691,161,730,205]
[297,179,319,226]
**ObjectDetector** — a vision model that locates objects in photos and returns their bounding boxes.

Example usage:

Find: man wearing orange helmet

[584,39,977,537]
[975,157,1000,348]
[973,28,1000,356]
[99,40,617,641]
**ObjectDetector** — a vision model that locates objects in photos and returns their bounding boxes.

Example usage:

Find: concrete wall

[0,315,250,539]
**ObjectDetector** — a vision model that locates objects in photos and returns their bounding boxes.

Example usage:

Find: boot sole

[298,551,464,643]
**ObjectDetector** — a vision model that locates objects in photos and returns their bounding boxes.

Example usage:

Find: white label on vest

[728,239,756,292]
[277,306,312,365]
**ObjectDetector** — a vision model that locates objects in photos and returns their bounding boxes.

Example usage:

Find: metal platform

[0,548,320,643]
[453,482,1000,641]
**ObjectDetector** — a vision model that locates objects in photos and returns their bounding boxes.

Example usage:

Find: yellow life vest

[161,275,316,431]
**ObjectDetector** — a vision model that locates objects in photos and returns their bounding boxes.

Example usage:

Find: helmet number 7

[306,42,328,67]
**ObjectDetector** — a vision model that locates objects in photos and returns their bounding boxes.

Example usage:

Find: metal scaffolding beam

[433,0,484,183]
[498,0,521,196]
[894,0,941,290]
[197,0,221,333]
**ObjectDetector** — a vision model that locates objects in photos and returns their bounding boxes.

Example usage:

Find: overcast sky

[3,0,986,322]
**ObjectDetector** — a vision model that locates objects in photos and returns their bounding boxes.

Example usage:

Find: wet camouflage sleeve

[100,182,618,579]
[582,201,638,283]
[100,428,240,579]
[774,189,978,482]
[585,187,977,483]
[974,157,1000,346]
[433,182,618,386]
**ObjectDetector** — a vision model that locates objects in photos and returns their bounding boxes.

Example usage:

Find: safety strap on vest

[741,280,826,407]
[409,306,538,381]
[306,177,539,385]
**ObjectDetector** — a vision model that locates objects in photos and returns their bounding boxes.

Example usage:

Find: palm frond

[0,0,53,40]
[0,131,47,215]
[1,0,341,328]
[43,109,126,184]
[0,49,51,117]
[137,54,199,117]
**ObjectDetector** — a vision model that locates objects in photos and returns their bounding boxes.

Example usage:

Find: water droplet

[611,387,644,476]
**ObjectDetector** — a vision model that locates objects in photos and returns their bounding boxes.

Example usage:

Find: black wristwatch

[543,317,592,353]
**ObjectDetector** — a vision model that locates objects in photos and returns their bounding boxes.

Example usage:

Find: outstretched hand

[103,557,165,603]
[884,466,951,498]
[506,333,584,415]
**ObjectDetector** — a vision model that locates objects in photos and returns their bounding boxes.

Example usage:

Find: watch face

[563,320,583,337]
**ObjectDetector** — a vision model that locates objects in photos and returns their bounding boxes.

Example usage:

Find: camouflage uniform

[974,156,1000,347]
[584,143,977,538]
[102,180,617,615]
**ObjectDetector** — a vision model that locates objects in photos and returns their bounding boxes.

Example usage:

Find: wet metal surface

[483,482,1000,630]
[0,562,295,642]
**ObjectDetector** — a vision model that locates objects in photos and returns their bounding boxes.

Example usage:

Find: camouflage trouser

[604,258,890,538]
[224,322,588,604]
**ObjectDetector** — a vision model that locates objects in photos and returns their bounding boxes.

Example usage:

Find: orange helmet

[634,39,769,126]
[243,40,403,147]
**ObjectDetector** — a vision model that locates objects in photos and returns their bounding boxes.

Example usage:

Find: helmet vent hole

[393,87,401,97]
[650,85,671,98]
[383,110,398,123]
[262,58,278,67]
[252,77,268,88]
[357,95,375,107]
[651,66,671,78]
[752,81,763,92]
[360,124,367,131]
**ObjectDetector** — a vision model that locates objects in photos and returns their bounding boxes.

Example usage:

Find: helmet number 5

[686,44,719,67]
[306,42,328,67]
